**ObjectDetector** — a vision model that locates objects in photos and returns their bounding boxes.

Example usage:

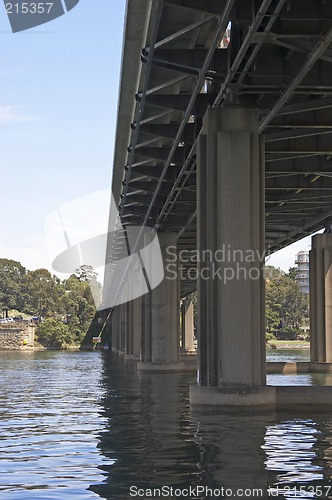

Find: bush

[266,333,276,343]
[37,318,74,349]
[275,326,301,340]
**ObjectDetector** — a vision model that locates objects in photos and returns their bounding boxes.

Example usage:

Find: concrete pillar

[126,300,134,356]
[111,305,121,352]
[132,297,141,358]
[181,297,195,352]
[119,302,129,354]
[119,304,124,352]
[138,233,183,371]
[123,268,143,359]
[141,291,152,362]
[310,233,332,363]
[126,296,141,359]
[196,106,265,387]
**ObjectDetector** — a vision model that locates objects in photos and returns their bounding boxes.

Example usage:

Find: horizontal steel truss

[111,0,332,295]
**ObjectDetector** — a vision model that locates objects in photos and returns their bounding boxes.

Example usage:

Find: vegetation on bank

[0,259,310,350]
[0,259,100,348]
[265,265,309,347]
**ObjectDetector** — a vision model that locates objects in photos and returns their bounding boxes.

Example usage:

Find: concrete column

[132,297,141,358]
[181,297,195,352]
[138,233,183,372]
[120,302,130,354]
[126,296,141,359]
[119,304,124,352]
[123,268,143,359]
[141,291,152,362]
[196,106,265,387]
[310,233,332,363]
[111,305,121,352]
[126,300,134,356]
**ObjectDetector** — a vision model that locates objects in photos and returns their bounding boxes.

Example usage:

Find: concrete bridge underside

[105,0,332,409]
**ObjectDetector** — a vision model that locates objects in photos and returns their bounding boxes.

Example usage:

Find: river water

[1,350,332,499]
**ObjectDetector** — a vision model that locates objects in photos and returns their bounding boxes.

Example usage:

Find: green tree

[37,318,73,349]
[265,265,309,337]
[74,264,102,308]
[62,274,96,342]
[0,259,98,348]
[24,269,64,317]
[74,264,98,283]
[288,266,298,281]
[0,259,27,315]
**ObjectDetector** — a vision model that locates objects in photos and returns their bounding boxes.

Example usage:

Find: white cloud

[0,105,35,123]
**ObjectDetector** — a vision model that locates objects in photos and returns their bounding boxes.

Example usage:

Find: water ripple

[1,351,332,499]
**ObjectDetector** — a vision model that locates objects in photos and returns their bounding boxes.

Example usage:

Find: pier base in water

[137,361,186,373]
[190,385,332,412]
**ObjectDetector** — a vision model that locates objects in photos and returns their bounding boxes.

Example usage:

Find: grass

[267,339,310,349]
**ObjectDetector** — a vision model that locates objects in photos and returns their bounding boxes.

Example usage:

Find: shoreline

[267,343,310,350]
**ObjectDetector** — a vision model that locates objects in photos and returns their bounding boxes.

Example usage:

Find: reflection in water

[0,351,110,499]
[264,420,323,483]
[266,350,310,363]
[268,373,332,387]
[190,413,276,494]
[316,421,332,484]
[91,353,332,500]
[2,351,332,499]
[90,353,202,498]
[267,374,314,386]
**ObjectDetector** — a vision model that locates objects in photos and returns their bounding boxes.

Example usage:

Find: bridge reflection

[89,353,332,499]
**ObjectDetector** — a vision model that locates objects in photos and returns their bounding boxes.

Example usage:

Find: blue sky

[267,234,314,271]
[0,0,126,270]
[0,0,314,273]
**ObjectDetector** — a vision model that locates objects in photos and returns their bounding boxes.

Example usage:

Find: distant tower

[295,250,310,295]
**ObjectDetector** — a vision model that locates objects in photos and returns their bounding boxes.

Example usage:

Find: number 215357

[5,3,54,14]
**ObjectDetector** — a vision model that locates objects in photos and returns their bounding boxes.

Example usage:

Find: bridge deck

[109,0,332,297]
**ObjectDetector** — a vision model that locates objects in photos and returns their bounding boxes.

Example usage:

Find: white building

[295,250,310,295]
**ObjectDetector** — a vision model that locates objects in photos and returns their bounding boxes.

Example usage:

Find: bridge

[104,0,332,409]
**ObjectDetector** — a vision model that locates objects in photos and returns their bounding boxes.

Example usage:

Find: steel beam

[165,0,228,16]
[259,27,332,132]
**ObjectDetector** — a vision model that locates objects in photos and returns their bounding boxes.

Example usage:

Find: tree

[0,259,27,315]
[265,265,309,338]
[74,264,98,283]
[74,265,102,308]
[288,266,298,281]
[37,318,73,349]
[62,274,96,342]
[0,259,98,348]
[24,269,64,317]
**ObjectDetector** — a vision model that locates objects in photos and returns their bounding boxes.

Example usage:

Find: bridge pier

[124,273,142,360]
[124,297,141,360]
[138,233,184,372]
[191,106,266,406]
[181,297,195,353]
[111,305,121,352]
[120,302,128,354]
[310,233,332,364]
[110,294,141,358]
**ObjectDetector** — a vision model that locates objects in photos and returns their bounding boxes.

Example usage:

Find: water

[266,349,332,387]
[1,350,332,499]
[266,349,310,363]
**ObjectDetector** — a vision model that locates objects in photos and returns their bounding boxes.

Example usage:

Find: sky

[0,0,126,273]
[267,234,315,271]
[0,1,316,275]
